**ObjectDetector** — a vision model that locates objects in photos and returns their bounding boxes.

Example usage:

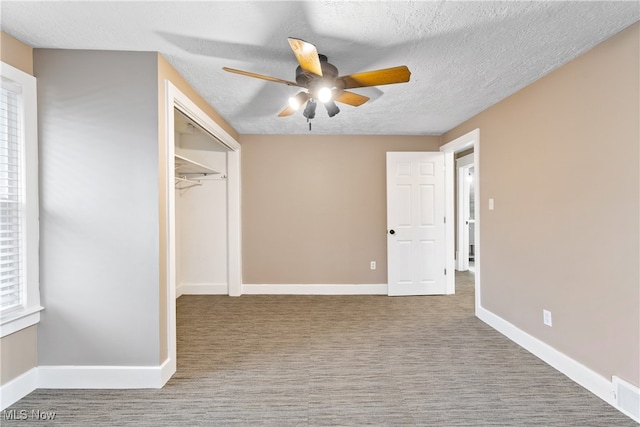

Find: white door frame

[456,153,474,271]
[163,81,242,383]
[440,129,480,312]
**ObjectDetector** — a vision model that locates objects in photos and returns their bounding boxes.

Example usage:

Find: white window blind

[0,80,23,313]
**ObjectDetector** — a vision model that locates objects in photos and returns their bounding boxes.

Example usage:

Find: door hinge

[444,217,446,224]
[444,268,447,275]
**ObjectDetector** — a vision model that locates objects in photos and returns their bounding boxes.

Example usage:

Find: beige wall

[0,31,37,386]
[443,23,639,386]
[156,54,238,361]
[0,31,33,75]
[241,134,441,284]
[1,326,38,385]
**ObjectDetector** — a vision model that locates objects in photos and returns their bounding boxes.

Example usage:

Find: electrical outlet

[370,261,376,270]
[543,309,552,327]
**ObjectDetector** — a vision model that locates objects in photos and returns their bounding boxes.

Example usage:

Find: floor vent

[613,376,640,423]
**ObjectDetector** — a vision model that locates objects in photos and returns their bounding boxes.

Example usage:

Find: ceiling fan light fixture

[325,100,340,117]
[317,86,332,103]
[288,92,308,110]
[288,97,300,110]
[303,99,317,119]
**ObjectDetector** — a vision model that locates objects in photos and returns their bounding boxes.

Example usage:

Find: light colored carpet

[3,272,636,426]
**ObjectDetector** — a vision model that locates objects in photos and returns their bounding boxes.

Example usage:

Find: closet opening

[163,81,241,384]
[174,109,230,297]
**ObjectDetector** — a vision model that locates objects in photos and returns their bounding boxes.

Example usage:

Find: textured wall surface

[2,2,638,135]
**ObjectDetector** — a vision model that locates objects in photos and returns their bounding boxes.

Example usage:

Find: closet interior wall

[174,109,229,296]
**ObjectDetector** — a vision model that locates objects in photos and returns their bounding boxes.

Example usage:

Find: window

[0,61,41,337]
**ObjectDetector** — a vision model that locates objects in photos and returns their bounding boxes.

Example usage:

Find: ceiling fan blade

[278,91,309,117]
[278,105,298,117]
[288,37,323,77]
[222,67,302,87]
[339,66,411,89]
[334,90,369,107]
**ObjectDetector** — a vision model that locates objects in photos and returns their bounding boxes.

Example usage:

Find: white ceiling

[2,1,638,136]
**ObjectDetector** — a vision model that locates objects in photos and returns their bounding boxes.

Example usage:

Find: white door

[387,152,446,296]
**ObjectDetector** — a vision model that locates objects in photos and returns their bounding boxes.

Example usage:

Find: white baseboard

[160,357,175,387]
[176,282,227,297]
[1,361,174,410]
[0,367,38,410]
[38,362,169,389]
[242,283,388,295]
[476,306,620,410]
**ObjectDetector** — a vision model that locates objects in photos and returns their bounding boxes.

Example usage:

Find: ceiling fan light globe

[303,100,317,119]
[325,100,340,117]
[317,86,332,103]
[288,97,300,110]
[288,92,309,112]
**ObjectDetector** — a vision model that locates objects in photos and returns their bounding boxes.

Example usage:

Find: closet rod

[194,175,227,181]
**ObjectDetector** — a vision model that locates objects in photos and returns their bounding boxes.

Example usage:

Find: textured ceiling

[2,1,638,135]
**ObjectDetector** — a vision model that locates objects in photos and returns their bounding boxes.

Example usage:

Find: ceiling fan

[223,37,411,124]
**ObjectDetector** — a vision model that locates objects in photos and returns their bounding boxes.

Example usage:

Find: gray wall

[34,50,160,366]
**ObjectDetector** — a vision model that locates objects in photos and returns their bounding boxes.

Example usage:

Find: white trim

[164,81,178,388]
[440,129,478,153]
[37,361,170,389]
[0,363,172,411]
[0,367,37,410]
[477,306,616,407]
[226,148,242,297]
[176,283,228,297]
[441,129,480,306]
[159,357,174,387]
[0,306,43,338]
[170,91,239,153]
[443,153,455,294]
[456,153,474,168]
[242,284,388,295]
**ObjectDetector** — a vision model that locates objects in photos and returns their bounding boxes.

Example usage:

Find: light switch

[489,198,494,210]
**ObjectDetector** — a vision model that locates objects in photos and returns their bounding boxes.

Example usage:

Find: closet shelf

[175,154,220,176]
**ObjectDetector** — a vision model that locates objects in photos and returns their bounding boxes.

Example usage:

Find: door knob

[389,229,395,235]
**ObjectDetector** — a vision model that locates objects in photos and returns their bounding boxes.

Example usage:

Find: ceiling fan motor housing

[295,54,339,91]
